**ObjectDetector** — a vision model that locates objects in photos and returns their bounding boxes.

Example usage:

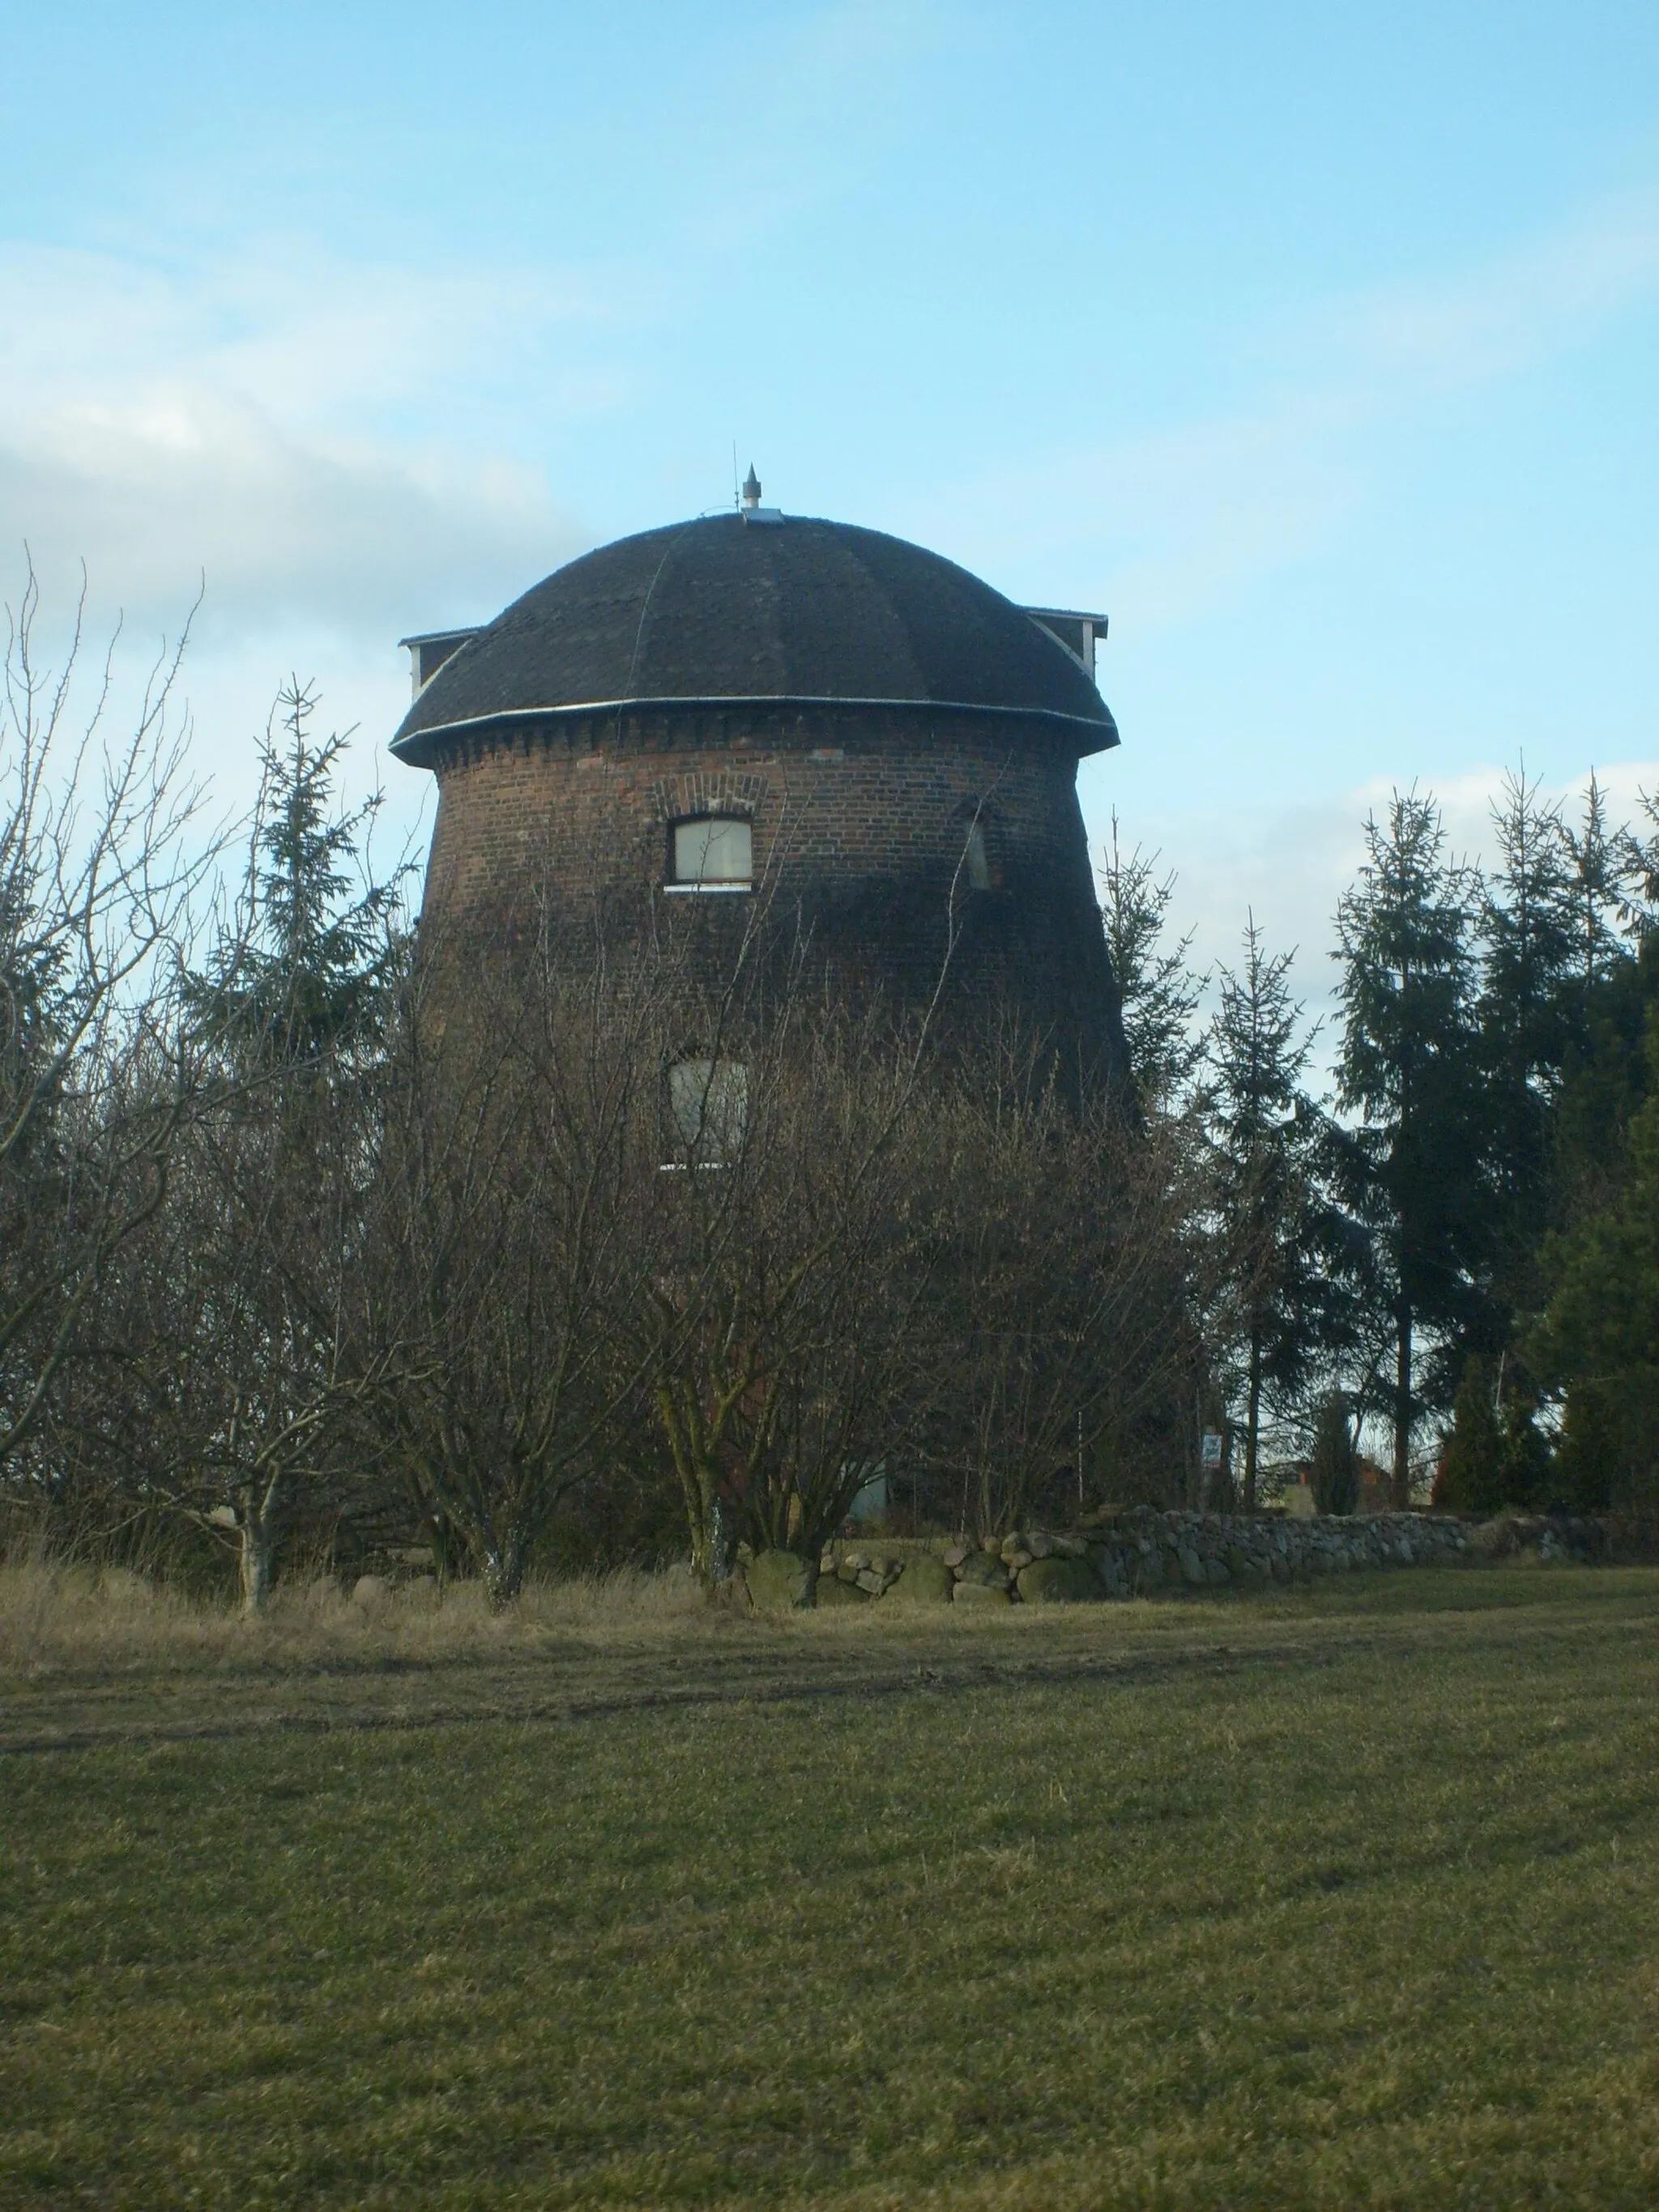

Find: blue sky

[2,1,1656,1019]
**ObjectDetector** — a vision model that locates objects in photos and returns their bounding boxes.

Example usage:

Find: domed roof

[391,514,1117,764]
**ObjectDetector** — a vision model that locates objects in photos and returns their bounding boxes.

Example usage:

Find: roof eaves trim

[392,693,1119,767]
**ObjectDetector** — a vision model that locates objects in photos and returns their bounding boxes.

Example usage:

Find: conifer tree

[1530,1009,1659,1507]
[1438,1354,1507,1515]
[190,681,407,1068]
[1560,773,1628,1003]
[1098,812,1205,1110]
[1334,791,1486,1503]
[1438,1353,1551,1514]
[1206,917,1331,1509]
[174,684,410,1610]
[1553,1381,1618,1511]
[1307,1390,1358,1515]
[1477,769,1578,1329]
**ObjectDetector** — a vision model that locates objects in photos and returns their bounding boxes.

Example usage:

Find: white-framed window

[667,816,752,893]
[664,1058,748,1166]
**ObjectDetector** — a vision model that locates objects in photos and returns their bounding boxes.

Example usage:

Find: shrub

[1308,1392,1358,1515]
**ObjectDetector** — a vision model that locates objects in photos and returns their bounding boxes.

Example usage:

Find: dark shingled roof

[391,514,1117,764]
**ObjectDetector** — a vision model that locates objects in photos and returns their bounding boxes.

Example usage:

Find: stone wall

[743,1507,1482,1610]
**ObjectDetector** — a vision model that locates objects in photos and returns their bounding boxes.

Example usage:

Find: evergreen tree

[1498,1387,1553,1509]
[1098,812,1205,1110]
[1553,1381,1618,1512]
[190,681,407,1068]
[1533,773,1643,1225]
[1547,936,1659,1232]
[1439,1353,1552,1514]
[176,685,410,1609]
[1529,1008,1659,1507]
[1438,1355,1506,1515]
[1477,768,1578,1332]
[1560,773,1628,1004]
[1307,1391,1358,1515]
[1206,916,1332,1509]
[1334,791,1487,1503]
[1614,781,1659,947]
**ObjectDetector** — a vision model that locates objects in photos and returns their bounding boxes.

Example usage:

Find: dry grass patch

[0,1558,712,1678]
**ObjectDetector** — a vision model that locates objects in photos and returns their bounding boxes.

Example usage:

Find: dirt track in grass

[2,1562,1642,1757]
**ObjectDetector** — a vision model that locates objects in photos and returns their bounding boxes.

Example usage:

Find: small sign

[1201,1430,1224,1470]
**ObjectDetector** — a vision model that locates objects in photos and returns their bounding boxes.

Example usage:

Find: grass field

[2,1564,1657,2209]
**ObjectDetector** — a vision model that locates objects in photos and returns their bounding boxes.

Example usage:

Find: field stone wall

[741,1507,1500,1612]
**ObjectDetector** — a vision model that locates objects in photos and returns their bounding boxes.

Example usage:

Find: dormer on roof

[399,627,482,697]
[1021,608,1107,683]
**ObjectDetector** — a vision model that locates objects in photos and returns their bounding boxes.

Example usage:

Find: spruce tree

[1206,916,1330,1510]
[1307,1391,1358,1515]
[1498,1389,1552,1508]
[1560,773,1628,1004]
[1098,812,1205,1110]
[179,685,410,1609]
[1554,1381,1618,1511]
[190,681,407,1068]
[1439,1355,1506,1515]
[1334,791,1486,1504]
[1477,769,1578,1333]
[1530,1009,1659,1507]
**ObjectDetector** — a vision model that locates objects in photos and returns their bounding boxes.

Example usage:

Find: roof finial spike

[740,463,761,512]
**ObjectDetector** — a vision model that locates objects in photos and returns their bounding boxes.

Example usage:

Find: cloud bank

[0,242,612,637]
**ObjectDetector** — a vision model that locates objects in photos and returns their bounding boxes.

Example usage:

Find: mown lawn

[2,1568,1657,2209]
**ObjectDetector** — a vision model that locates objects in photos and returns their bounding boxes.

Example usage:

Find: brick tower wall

[413,701,1125,1080]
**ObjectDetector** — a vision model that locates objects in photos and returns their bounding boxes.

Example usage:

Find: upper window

[962,820,992,893]
[669,816,752,892]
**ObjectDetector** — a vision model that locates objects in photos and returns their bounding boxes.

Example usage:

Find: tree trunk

[656,1381,735,1588]
[481,1528,528,1607]
[682,1483,733,1589]
[1393,1306,1414,1510]
[1192,1387,1206,1511]
[684,1475,732,1587]
[238,1518,273,1617]
[1244,1319,1263,1514]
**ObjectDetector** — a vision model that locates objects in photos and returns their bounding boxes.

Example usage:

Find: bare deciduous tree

[356,925,672,1605]
[913,1036,1200,1535]
[23,682,407,1609]
[1,565,212,1489]
[644,994,946,1588]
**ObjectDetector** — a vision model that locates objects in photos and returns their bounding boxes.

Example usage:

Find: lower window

[665,1058,748,1164]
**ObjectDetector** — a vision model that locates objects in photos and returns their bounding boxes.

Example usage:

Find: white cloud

[0,238,642,834]
[2,386,572,635]
[0,241,637,424]
[0,241,624,636]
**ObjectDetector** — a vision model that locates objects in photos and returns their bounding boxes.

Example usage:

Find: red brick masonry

[415,700,1125,1078]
